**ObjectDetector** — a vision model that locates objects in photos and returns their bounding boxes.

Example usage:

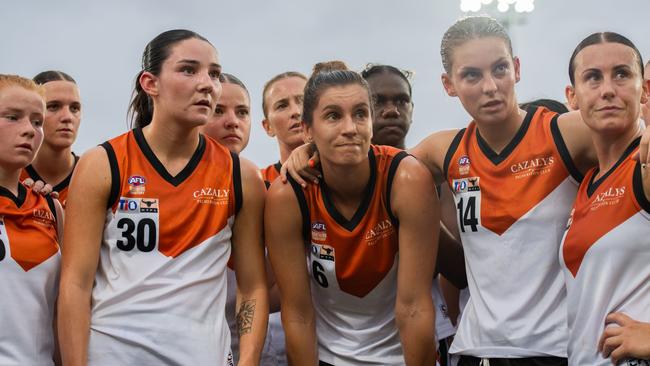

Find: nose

[340,115,357,136]
[59,106,74,124]
[223,110,239,130]
[289,100,302,120]
[600,76,616,100]
[381,101,400,118]
[482,75,498,95]
[197,70,216,94]
[19,117,37,138]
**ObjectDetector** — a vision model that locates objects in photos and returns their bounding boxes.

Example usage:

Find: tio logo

[118,199,139,212]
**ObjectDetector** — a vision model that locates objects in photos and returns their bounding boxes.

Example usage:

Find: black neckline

[133,128,206,187]
[475,106,536,165]
[25,153,78,192]
[273,161,282,174]
[320,149,377,232]
[0,183,27,207]
[587,137,641,197]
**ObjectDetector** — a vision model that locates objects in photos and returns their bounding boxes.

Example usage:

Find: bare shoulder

[409,128,462,183]
[557,111,598,174]
[72,146,112,192]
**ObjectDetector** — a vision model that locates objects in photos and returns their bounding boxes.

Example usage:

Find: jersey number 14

[457,196,479,232]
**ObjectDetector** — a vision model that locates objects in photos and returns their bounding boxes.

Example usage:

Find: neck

[321,157,370,204]
[591,125,642,179]
[0,166,21,196]
[31,144,75,184]
[476,107,525,154]
[278,141,301,164]
[144,116,201,161]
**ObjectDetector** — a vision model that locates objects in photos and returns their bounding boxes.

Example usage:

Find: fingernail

[308,160,316,168]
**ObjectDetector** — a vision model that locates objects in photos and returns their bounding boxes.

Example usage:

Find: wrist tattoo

[236,299,256,335]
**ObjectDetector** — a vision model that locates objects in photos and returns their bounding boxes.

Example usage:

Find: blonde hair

[0,74,44,96]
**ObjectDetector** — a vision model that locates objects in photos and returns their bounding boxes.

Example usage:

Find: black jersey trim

[264,161,283,189]
[0,184,27,208]
[273,161,282,175]
[100,142,121,210]
[45,195,57,223]
[287,176,311,244]
[231,152,243,216]
[133,128,206,187]
[24,153,79,193]
[587,137,641,197]
[442,129,466,181]
[633,161,650,214]
[475,106,536,166]
[320,148,377,232]
[385,151,409,226]
[550,115,584,183]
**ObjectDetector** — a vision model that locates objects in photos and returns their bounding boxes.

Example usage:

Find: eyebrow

[273,98,289,107]
[177,59,221,68]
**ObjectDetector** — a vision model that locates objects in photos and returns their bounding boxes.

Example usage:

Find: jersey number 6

[312,260,329,288]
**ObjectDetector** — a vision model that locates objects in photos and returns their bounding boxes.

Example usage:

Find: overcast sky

[2,0,648,167]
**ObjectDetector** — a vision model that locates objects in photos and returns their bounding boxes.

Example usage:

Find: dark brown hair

[302,61,370,126]
[128,29,212,128]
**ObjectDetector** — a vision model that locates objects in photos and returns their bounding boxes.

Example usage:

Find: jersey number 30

[116,218,157,252]
[457,196,479,233]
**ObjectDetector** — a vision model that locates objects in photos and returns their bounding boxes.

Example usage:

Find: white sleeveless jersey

[445,107,579,357]
[290,146,410,365]
[0,185,60,366]
[433,278,456,340]
[561,138,650,366]
[90,130,240,366]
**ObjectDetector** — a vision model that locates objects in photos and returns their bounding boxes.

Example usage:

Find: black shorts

[458,356,567,366]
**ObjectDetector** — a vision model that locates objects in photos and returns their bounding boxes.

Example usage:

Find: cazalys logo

[128,175,146,195]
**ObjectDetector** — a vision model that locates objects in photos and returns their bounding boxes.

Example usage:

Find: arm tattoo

[236,299,256,335]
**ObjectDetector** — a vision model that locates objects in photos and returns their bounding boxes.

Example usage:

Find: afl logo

[458,155,470,175]
[128,175,146,195]
[311,221,327,241]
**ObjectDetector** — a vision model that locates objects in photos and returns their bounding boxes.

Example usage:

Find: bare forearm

[396,300,436,366]
[283,315,318,366]
[237,288,269,366]
[58,285,91,366]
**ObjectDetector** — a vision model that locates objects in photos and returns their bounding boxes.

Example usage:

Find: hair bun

[312,61,348,75]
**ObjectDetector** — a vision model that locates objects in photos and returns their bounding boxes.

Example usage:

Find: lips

[482,100,503,108]
[194,99,211,108]
[597,105,623,112]
[16,143,32,151]
[288,123,303,132]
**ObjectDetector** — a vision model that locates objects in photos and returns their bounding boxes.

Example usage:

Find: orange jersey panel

[292,145,406,298]
[446,107,578,235]
[563,139,645,277]
[0,185,59,271]
[261,162,282,188]
[104,129,239,258]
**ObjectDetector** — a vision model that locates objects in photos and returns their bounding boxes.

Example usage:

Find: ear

[441,73,457,97]
[565,85,579,111]
[261,118,275,137]
[302,121,313,143]
[513,56,521,83]
[641,78,650,105]
[140,71,159,97]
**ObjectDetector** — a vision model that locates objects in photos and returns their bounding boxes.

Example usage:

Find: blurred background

[2,0,648,166]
